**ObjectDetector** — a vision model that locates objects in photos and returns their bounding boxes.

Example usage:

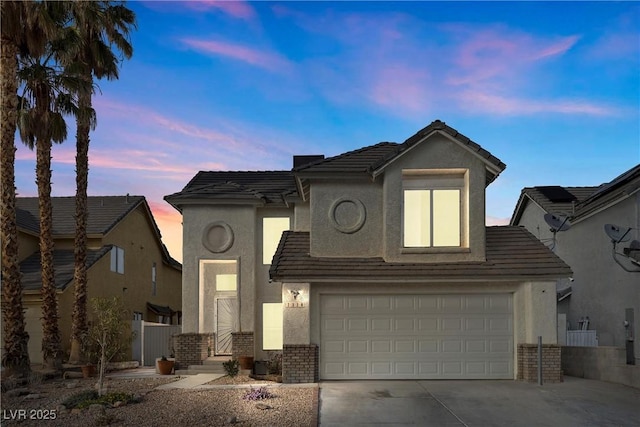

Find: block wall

[232,332,254,359]
[283,344,318,383]
[518,343,562,383]
[172,333,213,369]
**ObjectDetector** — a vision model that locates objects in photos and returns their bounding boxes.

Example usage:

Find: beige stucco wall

[516,192,640,363]
[18,203,182,364]
[383,133,487,263]
[309,178,383,257]
[17,231,39,262]
[181,205,256,334]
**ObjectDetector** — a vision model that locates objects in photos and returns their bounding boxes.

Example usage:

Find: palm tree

[1,0,61,378]
[17,46,84,370]
[66,1,136,364]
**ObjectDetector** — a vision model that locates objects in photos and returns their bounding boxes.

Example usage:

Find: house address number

[285,302,306,308]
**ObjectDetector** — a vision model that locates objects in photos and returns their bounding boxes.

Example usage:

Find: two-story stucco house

[165,120,571,383]
[3,195,182,364]
[511,164,640,377]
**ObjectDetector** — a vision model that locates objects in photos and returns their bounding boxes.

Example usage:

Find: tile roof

[16,195,145,236]
[294,120,506,185]
[515,186,597,218]
[16,195,181,271]
[292,142,400,174]
[511,163,640,223]
[269,226,572,282]
[164,171,297,209]
[20,246,112,291]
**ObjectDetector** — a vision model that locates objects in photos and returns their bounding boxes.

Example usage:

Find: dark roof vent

[293,155,324,169]
[537,186,577,203]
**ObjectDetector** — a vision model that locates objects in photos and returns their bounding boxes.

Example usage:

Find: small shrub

[222,359,240,377]
[62,390,99,409]
[242,386,275,401]
[267,352,282,375]
[62,390,135,409]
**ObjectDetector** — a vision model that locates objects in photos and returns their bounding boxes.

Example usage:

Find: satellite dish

[604,224,632,243]
[544,213,572,232]
[605,225,640,273]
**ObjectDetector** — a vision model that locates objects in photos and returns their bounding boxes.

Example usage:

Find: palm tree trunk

[0,35,31,378]
[69,88,91,364]
[36,128,63,370]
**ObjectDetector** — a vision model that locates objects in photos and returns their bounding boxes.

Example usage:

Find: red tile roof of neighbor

[269,226,572,282]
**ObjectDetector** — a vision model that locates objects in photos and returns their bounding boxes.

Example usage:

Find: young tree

[85,296,133,395]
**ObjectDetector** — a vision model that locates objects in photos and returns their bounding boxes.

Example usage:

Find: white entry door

[320,294,513,380]
[215,298,238,355]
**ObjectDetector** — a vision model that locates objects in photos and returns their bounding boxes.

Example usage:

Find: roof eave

[270,273,571,283]
[371,129,506,185]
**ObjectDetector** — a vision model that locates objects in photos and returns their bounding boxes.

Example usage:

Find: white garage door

[320,294,513,380]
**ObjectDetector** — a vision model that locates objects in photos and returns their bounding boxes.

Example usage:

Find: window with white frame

[110,246,125,274]
[262,303,283,350]
[263,218,290,264]
[133,312,143,321]
[403,170,466,248]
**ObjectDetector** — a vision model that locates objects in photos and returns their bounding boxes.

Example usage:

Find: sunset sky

[13,1,640,263]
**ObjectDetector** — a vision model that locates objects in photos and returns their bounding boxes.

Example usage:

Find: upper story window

[263,217,290,264]
[402,169,467,248]
[110,246,125,274]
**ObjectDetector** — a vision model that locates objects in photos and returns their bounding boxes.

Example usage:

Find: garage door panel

[395,318,415,331]
[371,318,392,332]
[348,362,368,375]
[348,296,368,310]
[348,318,368,331]
[372,340,392,353]
[348,340,368,353]
[442,317,463,331]
[321,294,513,380]
[419,318,439,331]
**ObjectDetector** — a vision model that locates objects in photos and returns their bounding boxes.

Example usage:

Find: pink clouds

[181,38,292,73]
[184,0,256,21]
[447,27,580,86]
[456,90,616,116]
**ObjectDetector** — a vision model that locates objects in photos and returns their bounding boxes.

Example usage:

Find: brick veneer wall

[517,343,562,383]
[231,332,254,359]
[283,344,318,383]
[172,333,213,369]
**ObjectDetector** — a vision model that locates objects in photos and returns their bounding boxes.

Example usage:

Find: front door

[215,298,238,355]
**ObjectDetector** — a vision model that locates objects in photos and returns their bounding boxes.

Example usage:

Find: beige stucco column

[516,281,558,344]
[282,282,311,345]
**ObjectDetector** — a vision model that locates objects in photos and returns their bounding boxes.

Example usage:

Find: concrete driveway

[319,377,640,426]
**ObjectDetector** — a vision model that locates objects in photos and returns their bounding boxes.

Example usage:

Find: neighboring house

[511,164,640,365]
[165,120,571,383]
[2,195,182,364]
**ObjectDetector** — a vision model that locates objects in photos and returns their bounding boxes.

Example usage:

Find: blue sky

[13,1,640,262]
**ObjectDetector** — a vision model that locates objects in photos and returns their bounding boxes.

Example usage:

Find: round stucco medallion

[202,221,234,253]
[329,197,366,234]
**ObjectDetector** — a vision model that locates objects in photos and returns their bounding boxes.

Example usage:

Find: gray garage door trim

[320,294,513,380]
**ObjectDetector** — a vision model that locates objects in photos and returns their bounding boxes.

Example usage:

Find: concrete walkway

[155,373,225,390]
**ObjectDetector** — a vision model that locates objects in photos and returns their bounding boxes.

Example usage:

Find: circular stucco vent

[202,221,234,253]
[329,197,366,234]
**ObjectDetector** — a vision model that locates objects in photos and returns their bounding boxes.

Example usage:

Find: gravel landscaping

[1,373,317,426]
